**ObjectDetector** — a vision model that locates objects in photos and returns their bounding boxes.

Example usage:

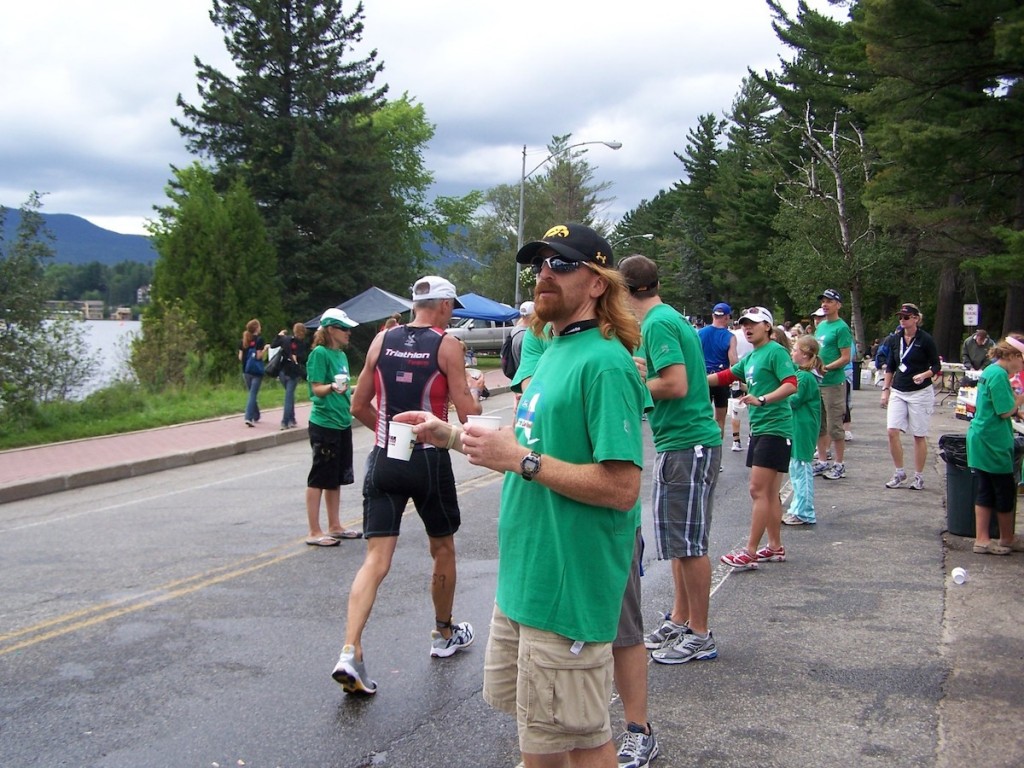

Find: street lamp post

[610,233,655,250]
[515,140,623,305]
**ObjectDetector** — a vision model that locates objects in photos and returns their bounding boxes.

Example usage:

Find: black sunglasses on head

[530,256,584,275]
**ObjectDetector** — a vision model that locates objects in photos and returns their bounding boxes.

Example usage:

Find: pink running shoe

[721,548,759,570]
[755,545,786,562]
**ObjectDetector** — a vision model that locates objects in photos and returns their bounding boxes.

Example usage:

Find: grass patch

[1,356,497,451]
[0,378,310,451]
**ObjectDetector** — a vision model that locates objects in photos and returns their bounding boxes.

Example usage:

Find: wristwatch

[520,451,541,481]
[758,396,767,406]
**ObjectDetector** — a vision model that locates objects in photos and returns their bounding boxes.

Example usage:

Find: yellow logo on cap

[544,225,570,239]
[594,252,607,265]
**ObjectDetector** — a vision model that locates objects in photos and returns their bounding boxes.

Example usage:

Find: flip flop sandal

[306,536,340,547]
[328,530,363,540]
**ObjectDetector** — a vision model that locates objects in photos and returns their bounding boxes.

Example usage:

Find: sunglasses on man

[530,256,585,275]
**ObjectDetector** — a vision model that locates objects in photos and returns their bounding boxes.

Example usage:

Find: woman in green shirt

[708,307,797,570]
[968,334,1024,555]
[303,308,363,546]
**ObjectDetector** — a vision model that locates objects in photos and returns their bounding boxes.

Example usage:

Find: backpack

[500,328,526,379]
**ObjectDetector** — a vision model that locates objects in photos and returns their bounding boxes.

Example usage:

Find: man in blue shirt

[698,302,738,437]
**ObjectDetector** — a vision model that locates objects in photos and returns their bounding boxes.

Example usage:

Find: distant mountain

[1,209,157,265]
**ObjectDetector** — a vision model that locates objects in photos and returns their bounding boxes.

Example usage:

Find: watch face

[521,452,540,479]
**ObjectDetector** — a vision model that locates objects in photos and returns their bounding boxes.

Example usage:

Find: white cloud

[0,0,833,235]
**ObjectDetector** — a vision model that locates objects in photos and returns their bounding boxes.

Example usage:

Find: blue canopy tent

[451,293,520,322]
[305,286,413,328]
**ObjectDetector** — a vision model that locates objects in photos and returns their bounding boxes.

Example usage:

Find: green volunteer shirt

[500,327,647,643]
[642,303,722,452]
[730,342,796,438]
[306,345,353,430]
[510,325,551,392]
[790,368,822,462]
[815,317,852,387]
[967,364,1017,474]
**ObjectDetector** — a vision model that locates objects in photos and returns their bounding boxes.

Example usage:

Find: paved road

[1,386,1021,767]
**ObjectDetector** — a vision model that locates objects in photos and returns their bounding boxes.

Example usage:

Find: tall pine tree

[174,0,405,318]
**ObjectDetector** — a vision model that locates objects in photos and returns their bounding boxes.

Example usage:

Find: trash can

[938,434,982,537]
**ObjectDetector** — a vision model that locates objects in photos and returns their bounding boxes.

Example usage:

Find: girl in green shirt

[967,334,1024,555]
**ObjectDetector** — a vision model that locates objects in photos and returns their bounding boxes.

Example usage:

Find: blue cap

[712,302,732,316]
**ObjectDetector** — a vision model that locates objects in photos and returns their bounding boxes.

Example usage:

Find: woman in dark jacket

[272,322,309,429]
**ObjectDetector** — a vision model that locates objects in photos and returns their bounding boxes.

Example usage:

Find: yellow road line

[1,471,504,656]
[0,546,302,656]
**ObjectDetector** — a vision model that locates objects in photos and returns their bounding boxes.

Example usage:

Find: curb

[0,384,513,505]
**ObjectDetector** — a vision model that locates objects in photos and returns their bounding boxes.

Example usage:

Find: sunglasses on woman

[530,256,584,275]
[899,314,916,320]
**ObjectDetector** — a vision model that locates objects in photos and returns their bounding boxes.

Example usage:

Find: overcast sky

[0,0,838,236]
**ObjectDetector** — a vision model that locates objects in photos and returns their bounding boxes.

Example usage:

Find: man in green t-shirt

[393,223,648,767]
[813,289,852,480]
[619,255,722,670]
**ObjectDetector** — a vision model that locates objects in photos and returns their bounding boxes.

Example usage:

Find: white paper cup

[951,567,969,585]
[334,373,349,392]
[466,415,501,431]
[386,420,415,461]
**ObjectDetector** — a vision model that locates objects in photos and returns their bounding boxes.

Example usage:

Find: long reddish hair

[242,318,260,348]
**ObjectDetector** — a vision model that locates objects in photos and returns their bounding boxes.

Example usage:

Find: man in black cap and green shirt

[813,289,852,480]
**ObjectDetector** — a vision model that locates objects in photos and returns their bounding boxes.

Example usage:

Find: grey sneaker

[908,474,924,491]
[643,618,688,650]
[651,630,718,665]
[332,644,377,695]
[617,722,659,768]
[885,470,907,489]
[822,463,846,480]
[812,461,830,476]
[430,621,475,658]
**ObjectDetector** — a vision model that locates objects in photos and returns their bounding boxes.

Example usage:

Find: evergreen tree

[707,78,784,312]
[0,194,98,413]
[173,0,403,318]
[853,0,1024,352]
[148,163,284,378]
[667,113,726,315]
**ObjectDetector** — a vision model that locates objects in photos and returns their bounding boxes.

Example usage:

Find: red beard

[533,280,568,324]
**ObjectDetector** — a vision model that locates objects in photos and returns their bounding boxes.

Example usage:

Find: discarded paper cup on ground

[951,567,969,585]
[466,415,501,431]
[387,420,415,461]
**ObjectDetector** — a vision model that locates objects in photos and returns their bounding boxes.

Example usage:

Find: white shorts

[886,386,935,436]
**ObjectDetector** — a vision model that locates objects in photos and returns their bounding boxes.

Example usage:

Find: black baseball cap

[515,223,614,267]
[819,288,842,301]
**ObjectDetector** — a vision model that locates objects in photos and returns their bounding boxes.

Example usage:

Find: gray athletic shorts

[613,527,644,648]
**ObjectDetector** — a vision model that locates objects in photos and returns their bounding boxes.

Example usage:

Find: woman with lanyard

[881,303,942,490]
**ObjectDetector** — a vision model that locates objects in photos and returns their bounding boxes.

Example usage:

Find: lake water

[77,319,142,398]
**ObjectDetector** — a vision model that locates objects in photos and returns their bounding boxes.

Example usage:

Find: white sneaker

[822,463,846,480]
[885,470,907,489]
[731,441,742,452]
[430,621,475,658]
[908,474,924,491]
[844,430,854,441]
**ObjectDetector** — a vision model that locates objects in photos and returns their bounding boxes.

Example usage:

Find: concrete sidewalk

[0,368,512,505]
